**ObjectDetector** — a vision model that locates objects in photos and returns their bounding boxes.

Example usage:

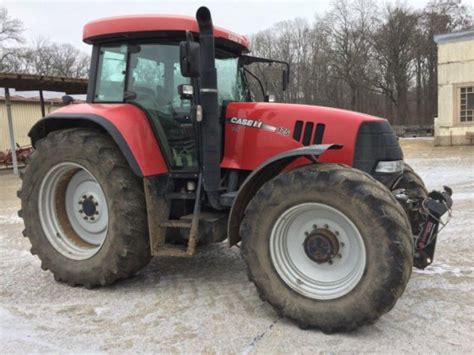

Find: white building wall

[435,31,474,146]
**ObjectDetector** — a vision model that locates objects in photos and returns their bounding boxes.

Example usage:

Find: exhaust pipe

[196,7,223,210]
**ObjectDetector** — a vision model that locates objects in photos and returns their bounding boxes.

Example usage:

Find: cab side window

[94,45,127,102]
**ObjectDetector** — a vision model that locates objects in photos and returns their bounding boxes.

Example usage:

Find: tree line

[0,7,89,79]
[0,1,473,126]
[250,0,473,126]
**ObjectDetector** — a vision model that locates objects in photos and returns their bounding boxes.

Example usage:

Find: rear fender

[29,104,168,177]
[227,144,342,246]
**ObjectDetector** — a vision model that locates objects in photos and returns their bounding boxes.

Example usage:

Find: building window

[460,87,474,123]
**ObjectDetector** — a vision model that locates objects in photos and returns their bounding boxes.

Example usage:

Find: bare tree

[3,37,90,78]
[0,7,24,71]
[371,5,419,124]
[249,0,472,126]
[0,7,89,79]
[323,0,376,111]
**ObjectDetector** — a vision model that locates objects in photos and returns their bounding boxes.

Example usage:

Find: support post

[5,87,18,175]
[39,89,46,117]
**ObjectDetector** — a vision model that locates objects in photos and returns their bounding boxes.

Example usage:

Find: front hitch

[394,186,453,269]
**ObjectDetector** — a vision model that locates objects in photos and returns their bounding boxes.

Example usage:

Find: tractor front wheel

[392,163,428,235]
[18,128,151,287]
[241,164,413,332]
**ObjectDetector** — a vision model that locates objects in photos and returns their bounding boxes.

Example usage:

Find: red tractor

[18,7,452,332]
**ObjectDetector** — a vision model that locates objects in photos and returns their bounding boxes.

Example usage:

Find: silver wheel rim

[270,203,366,300]
[39,162,108,260]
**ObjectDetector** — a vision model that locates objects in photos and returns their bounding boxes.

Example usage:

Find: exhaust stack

[196,7,222,209]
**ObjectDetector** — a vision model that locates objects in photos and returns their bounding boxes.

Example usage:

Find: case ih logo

[230,117,263,128]
[228,117,290,136]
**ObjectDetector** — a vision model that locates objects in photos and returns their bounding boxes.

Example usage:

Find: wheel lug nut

[337,254,342,258]
[79,209,83,213]
[328,260,333,265]
[312,224,317,229]
[304,231,309,236]
[341,242,345,247]
[95,202,98,206]
[95,211,99,215]
[82,195,86,199]
[90,217,95,221]
[335,231,339,236]
[324,224,329,229]
[83,217,88,220]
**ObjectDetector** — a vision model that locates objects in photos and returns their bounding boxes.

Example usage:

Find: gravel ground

[1,138,473,353]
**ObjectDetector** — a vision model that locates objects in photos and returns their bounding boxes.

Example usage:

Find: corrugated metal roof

[0,72,88,94]
[0,95,65,104]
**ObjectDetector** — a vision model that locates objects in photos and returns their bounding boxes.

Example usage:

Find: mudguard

[29,103,168,177]
[227,144,342,246]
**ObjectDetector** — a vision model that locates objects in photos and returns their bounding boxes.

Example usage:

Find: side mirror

[62,95,74,105]
[180,32,200,78]
[264,94,276,103]
[282,70,289,91]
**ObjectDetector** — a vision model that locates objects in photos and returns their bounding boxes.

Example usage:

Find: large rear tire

[241,164,413,332]
[18,128,151,288]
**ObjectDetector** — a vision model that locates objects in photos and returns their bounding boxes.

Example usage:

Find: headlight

[375,160,404,173]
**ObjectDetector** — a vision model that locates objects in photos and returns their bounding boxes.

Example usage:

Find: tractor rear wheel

[18,128,151,287]
[241,164,413,332]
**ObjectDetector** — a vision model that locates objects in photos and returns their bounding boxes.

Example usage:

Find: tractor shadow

[109,241,249,291]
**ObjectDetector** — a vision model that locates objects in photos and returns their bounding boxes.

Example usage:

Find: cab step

[159,220,192,228]
[220,191,237,207]
[167,192,196,200]
[155,245,192,257]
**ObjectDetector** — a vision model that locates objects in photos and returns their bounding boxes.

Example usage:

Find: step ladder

[155,174,203,257]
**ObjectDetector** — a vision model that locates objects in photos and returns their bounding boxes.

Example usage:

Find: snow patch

[452,191,474,203]
[0,307,67,352]
[0,213,22,225]
[414,263,473,277]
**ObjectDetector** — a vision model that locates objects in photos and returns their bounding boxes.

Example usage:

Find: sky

[3,0,433,55]
[1,0,433,98]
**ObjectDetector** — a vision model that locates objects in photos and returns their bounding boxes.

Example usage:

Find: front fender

[29,103,168,177]
[227,144,342,246]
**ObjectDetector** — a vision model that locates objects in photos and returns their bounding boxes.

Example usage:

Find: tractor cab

[83,13,288,172]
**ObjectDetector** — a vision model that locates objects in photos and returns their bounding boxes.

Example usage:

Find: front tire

[241,164,413,332]
[392,163,428,235]
[18,128,151,287]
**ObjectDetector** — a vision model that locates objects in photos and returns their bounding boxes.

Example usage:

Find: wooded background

[250,0,473,126]
[0,0,473,126]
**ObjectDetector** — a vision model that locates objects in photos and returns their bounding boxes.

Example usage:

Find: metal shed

[0,72,88,174]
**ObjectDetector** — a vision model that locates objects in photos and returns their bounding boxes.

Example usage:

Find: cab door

[125,43,198,171]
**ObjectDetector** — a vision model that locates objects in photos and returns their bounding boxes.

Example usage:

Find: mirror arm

[243,67,266,101]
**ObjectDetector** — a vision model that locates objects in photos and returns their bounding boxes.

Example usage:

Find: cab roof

[83,14,250,52]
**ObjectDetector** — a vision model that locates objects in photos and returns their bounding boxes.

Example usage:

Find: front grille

[293,121,326,146]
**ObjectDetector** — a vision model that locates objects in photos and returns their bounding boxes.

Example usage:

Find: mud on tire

[18,128,151,288]
[240,164,413,332]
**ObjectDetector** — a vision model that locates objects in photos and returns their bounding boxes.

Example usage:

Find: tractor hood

[222,102,402,173]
